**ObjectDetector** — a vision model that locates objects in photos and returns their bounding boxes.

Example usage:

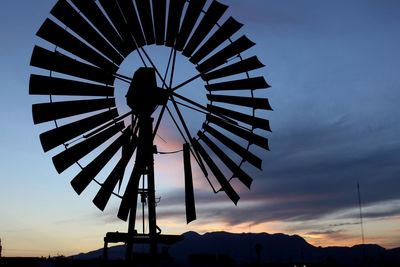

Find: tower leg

[148,153,158,266]
[103,239,108,261]
[125,173,141,263]
[126,210,134,262]
[142,117,159,266]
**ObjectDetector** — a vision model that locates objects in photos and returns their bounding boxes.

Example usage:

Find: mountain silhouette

[72,231,400,266]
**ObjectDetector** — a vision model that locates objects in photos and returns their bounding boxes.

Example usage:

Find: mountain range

[73,231,400,266]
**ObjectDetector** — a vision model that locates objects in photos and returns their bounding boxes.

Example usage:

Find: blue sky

[1,0,400,257]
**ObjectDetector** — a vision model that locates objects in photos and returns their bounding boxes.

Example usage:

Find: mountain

[169,231,316,264]
[72,231,400,266]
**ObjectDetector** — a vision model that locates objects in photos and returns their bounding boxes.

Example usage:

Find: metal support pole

[142,117,158,266]
[126,201,136,262]
[103,239,108,261]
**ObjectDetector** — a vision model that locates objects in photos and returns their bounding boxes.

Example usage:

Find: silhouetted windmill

[30,0,271,264]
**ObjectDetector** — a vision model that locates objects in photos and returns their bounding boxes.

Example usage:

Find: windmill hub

[126,67,168,116]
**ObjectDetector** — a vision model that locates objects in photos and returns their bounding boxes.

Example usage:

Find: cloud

[329,222,360,227]
[337,200,400,221]
[134,113,400,232]
[306,230,342,236]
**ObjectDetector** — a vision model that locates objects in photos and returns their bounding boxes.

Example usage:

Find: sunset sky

[1,0,400,257]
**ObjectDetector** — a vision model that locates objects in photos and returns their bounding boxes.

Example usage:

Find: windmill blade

[208,105,271,131]
[40,109,119,152]
[166,0,185,47]
[202,56,265,81]
[70,0,129,57]
[30,46,115,85]
[37,19,118,73]
[116,0,146,48]
[183,143,196,224]
[29,75,114,97]
[117,134,138,192]
[83,112,133,140]
[93,134,138,211]
[135,0,155,45]
[98,0,137,50]
[190,17,243,64]
[198,131,252,189]
[175,0,206,51]
[52,122,124,174]
[152,0,166,45]
[207,94,273,110]
[205,77,270,91]
[50,0,123,65]
[182,1,228,57]
[192,139,240,204]
[117,159,143,221]
[196,35,255,73]
[32,98,115,124]
[203,123,262,170]
[207,114,270,150]
[70,128,130,195]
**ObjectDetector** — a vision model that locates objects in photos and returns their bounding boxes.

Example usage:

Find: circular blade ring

[30,0,271,216]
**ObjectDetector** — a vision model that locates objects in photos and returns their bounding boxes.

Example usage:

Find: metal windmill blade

[30,0,272,263]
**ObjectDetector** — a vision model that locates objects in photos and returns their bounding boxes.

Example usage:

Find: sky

[1,0,400,257]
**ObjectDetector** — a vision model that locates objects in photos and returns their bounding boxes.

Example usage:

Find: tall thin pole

[142,177,146,234]
[357,181,366,266]
[357,181,365,246]
[144,117,158,265]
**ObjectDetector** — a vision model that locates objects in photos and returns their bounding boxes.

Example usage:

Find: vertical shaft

[142,179,146,234]
[126,188,138,262]
[357,182,365,246]
[142,117,158,265]
[357,181,366,265]
[103,239,108,261]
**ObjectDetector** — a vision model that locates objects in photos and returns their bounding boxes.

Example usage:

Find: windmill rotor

[30,0,271,260]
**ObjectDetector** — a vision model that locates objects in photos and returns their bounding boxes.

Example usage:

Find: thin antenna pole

[357,181,366,266]
[357,181,365,246]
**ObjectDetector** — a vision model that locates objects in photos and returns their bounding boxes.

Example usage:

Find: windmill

[30,0,271,263]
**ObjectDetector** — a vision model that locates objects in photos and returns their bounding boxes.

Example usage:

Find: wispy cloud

[306,230,342,236]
